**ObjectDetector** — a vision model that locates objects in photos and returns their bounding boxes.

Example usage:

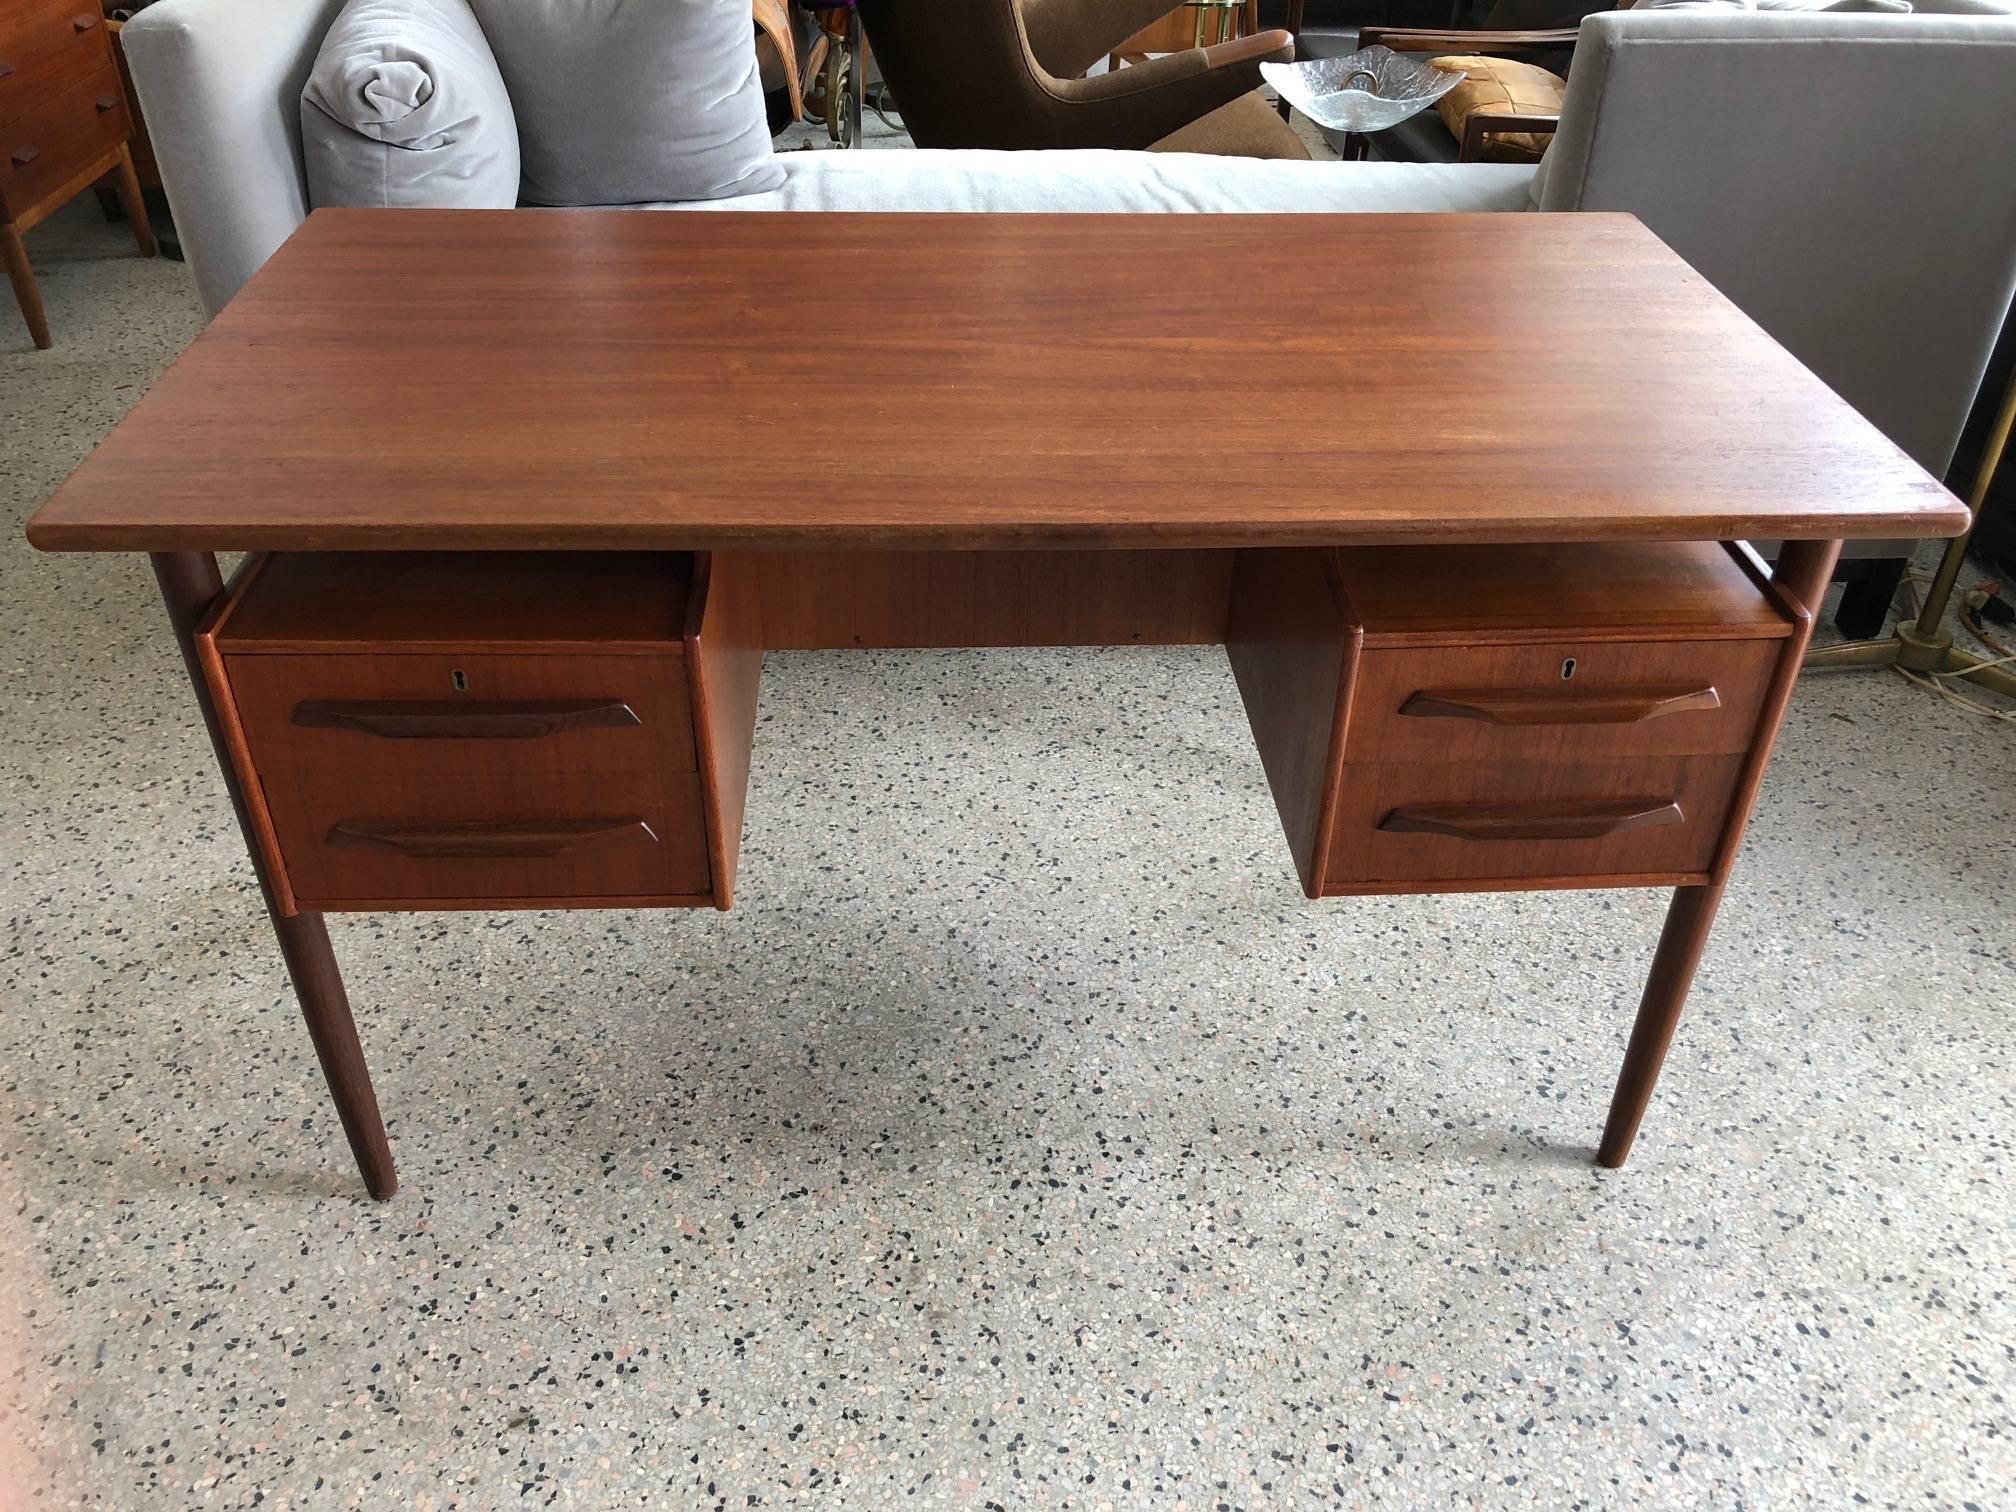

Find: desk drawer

[1323,753,1745,893]
[1346,639,1777,766]
[225,652,698,779]
[198,550,762,914]
[0,4,109,129]
[261,768,714,908]
[0,62,125,216]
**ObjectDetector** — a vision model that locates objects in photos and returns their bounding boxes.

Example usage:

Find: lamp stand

[1804,369,2016,699]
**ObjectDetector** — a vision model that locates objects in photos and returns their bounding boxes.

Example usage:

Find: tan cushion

[1149,91,1313,160]
[1428,55,1566,162]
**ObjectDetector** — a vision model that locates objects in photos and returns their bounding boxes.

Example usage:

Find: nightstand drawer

[1346,638,1779,765]
[224,652,699,779]
[261,769,714,909]
[0,4,110,129]
[1323,754,1745,893]
[0,62,125,216]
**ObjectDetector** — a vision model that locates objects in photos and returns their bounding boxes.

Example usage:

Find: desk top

[27,209,1966,553]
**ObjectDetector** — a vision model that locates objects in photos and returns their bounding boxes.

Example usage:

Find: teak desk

[28,211,1968,1200]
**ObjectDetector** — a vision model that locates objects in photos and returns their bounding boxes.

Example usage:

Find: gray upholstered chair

[1531,5,2016,631]
[1293,3,2016,630]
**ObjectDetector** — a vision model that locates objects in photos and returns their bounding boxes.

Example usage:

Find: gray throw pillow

[466,0,784,206]
[303,0,520,209]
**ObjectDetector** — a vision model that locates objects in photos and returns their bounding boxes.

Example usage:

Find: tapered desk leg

[1596,539,1841,1169]
[1597,882,1724,1167]
[151,552,396,1200]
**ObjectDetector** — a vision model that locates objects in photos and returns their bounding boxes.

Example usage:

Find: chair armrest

[1458,110,1559,162]
[1359,26,1579,54]
[1061,30,1292,101]
[1037,28,1291,149]
[1021,0,1221,77]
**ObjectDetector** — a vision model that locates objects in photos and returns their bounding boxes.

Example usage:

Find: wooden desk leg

[151,552,396,1200]
[1597,539,1842,1169]
[1597,881,1724,1167]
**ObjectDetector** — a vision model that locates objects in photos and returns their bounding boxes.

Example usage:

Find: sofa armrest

[120,0,345,318]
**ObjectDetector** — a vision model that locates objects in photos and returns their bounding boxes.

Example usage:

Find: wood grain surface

[27,210,1966,553]
[752,548,1232,647]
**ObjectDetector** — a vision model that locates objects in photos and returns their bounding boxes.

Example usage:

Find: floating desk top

[27,210,1966,555]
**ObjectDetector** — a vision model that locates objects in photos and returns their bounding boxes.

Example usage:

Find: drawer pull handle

[327,817,658,859]
[1379,798,1684,842]
[71,12,97,31]
[10,144,38,167]
[95,94,118,112]
[293,698,641,740]
[1398,685,1722,726]
[0,63,15,81]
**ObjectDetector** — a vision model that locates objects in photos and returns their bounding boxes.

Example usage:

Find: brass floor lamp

[1805,368,2016,701]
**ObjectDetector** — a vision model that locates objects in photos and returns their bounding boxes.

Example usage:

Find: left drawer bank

[195,552,762,914]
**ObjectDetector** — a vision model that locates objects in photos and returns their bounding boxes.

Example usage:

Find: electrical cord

[1884,569,2016,721]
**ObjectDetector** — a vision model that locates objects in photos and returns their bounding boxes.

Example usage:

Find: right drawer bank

[1228,541,1803,897]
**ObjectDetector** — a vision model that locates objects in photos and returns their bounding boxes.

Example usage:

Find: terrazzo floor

[1,200,2012,1511]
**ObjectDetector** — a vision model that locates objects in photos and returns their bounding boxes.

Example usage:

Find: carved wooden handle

[1398,685,1721,726]
[95,93,118,112]
[293,698,641,740]
[0,63,16,81]
[327,817,658,859]
[10,144,38,167]
[1378,798,1685,842]
[71,12,97,31]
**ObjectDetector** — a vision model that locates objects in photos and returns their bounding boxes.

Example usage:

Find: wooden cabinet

[196,552,761,913]
[0,0,153,348]
[1229,541,1802,896]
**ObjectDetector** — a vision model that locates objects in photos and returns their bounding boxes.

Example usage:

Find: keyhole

[1561,658,1577,681]
[451,669,468,692]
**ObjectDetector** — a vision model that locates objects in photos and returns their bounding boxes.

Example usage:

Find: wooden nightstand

[0,0,154,349]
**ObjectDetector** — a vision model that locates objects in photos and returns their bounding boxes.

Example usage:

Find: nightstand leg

[151,552,396,1200]
[110,146,157,259]
[2,224,50,350]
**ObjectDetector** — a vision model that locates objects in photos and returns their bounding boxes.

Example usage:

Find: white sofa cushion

[467,0,784,206]
[301,0,518,210]
[656,149,1538,215]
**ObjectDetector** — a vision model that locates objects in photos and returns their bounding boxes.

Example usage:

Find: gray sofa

[118,0,1534,319]
[123,0,2016,624]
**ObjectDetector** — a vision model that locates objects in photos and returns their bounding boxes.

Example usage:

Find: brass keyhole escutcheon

[1561,657,1577,680]
[451,669,468,692]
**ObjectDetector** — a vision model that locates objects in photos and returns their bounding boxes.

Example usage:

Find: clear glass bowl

[1262,46,1464,135]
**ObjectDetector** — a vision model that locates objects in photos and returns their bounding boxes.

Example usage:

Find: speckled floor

[1,201,2012,1510]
